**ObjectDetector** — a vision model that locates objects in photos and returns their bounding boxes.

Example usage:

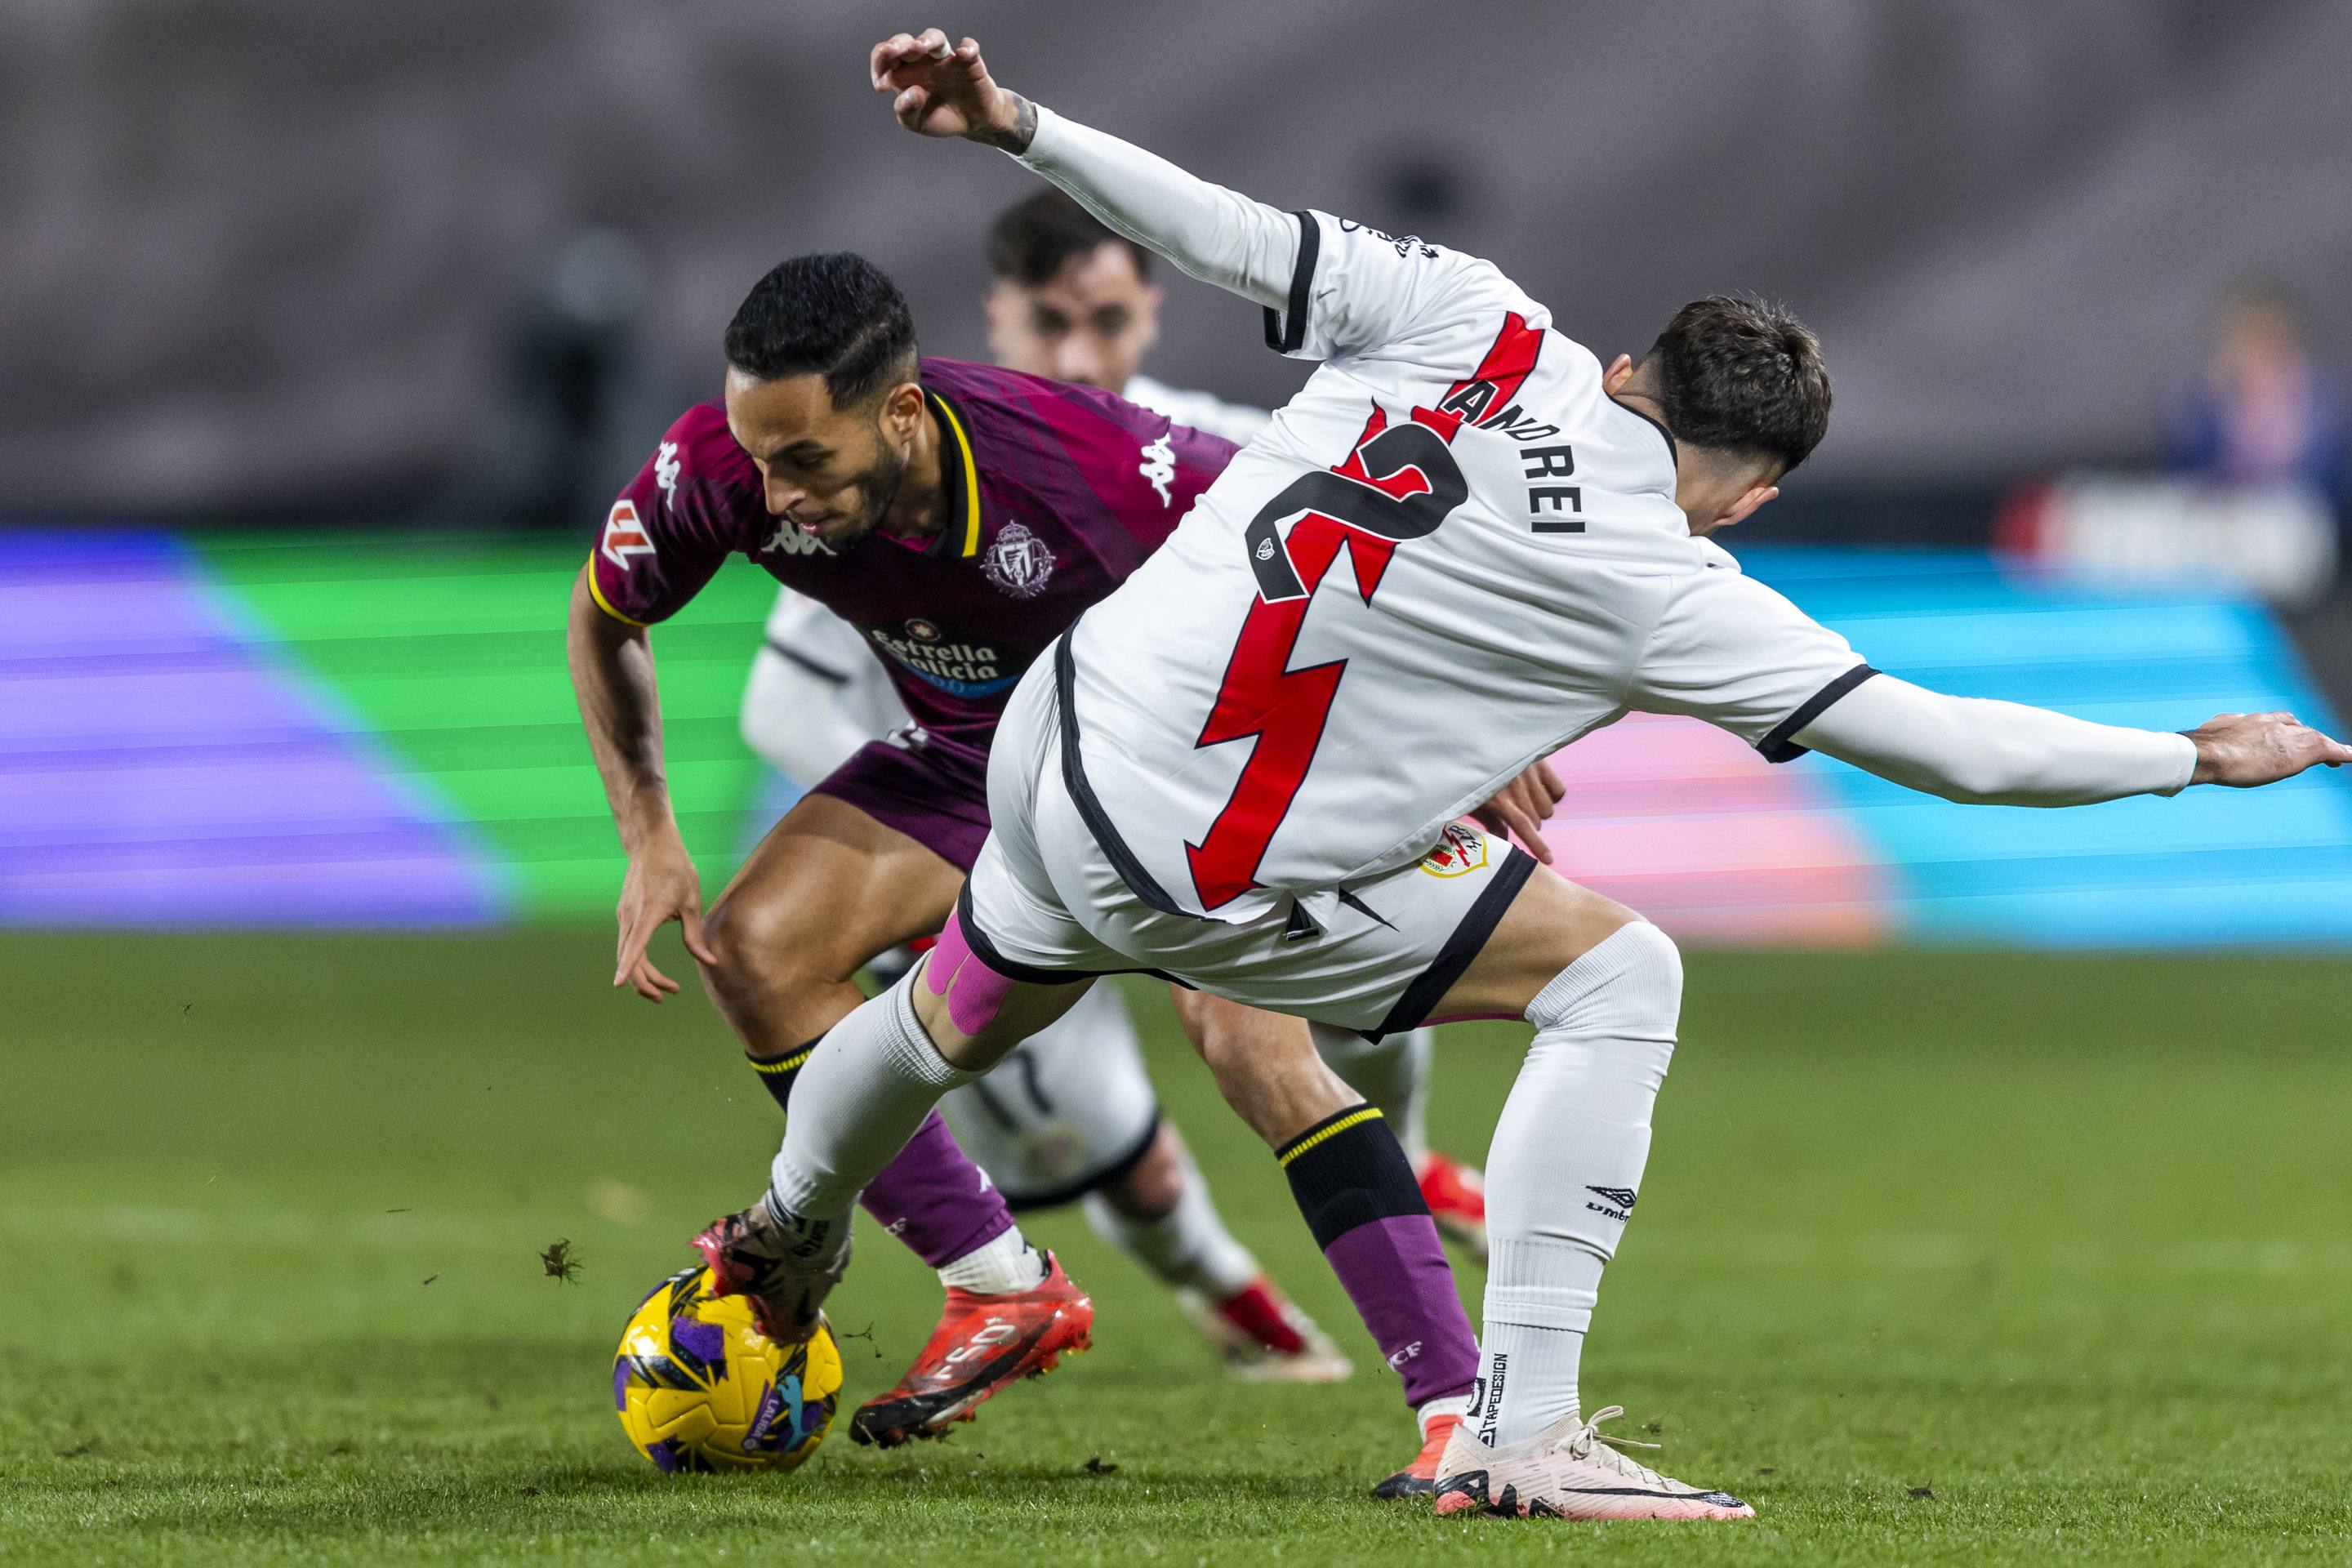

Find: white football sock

[1310,1022,1436,1165]
[937,1225,1048,1294]
[1416,1391,1472,1438]
[1082,1150,1259,1298]
[1471,921,1680,1449]
[768,971,977,1241]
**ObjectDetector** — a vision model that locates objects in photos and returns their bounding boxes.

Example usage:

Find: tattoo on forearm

[987,91,1038,154]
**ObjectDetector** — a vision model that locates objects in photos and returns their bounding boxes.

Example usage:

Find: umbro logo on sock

[1584,1185,1638,1221]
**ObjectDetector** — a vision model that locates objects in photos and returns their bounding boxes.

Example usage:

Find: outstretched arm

[1792,674,2350,804]
[1637,568,2349,805]
[870,29,1298,309]
[568,567,718,1000]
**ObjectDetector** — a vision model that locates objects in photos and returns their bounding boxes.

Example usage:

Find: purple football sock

[1280,1104,1479,1409]
[748,1041,1014,1270]
[857,1109,1016,1268]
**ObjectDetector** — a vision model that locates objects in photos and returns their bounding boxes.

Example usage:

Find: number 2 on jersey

[1182,405,1468,911]
[1182,313,1543,911]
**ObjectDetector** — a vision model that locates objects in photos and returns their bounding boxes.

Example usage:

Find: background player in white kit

[710,29,2352,1523]
[977,188,1270,446]
[740,193,1490,1379]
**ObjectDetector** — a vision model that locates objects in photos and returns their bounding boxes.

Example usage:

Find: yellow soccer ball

[612,1265,843,1474]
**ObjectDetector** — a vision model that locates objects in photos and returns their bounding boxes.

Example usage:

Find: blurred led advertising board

[8,532,2352,946]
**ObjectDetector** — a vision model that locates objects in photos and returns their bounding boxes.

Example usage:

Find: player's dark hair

[987,189,1152,287]
[1645,296,1832,473]
[724,252,917,408]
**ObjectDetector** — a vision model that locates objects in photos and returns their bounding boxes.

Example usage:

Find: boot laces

[1561,1405,1675,1489]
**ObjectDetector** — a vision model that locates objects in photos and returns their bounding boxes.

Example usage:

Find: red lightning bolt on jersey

[1181,314,1543,911]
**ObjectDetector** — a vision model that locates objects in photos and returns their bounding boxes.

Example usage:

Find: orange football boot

[1372,1412,1463,1500]
[849,1250,1094,1447]
[1417,1152,1489,1264]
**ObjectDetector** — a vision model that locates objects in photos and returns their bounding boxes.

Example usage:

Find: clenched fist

[869,29,1033,150]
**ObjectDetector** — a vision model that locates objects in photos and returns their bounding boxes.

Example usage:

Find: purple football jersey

[589,359,1235,760]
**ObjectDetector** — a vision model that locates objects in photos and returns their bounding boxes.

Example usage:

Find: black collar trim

[1615,397,1679,469]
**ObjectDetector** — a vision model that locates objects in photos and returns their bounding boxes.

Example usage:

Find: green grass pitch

[4,932,2349,1566]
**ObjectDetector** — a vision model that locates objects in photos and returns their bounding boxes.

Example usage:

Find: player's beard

[820,432,911,549]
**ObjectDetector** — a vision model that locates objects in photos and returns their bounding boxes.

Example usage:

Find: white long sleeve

[1015,106,1298,310]
[1793,674,2198,806]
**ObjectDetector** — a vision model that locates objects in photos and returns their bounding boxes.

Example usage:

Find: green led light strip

[196,530,777,916]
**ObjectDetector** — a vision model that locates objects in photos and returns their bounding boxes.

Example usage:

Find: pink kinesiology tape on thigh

[926,908,1015,1036]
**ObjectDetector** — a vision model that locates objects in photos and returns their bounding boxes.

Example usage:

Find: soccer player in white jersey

[742,592,1354,1382]
[977,196,1502,1252]
[695,31,2352,1523]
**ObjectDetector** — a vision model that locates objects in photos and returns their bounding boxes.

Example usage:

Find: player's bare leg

[694,791,1092,1447]
[701,790,962,1052]
[1419,867,1752,1521]
[1169,987,1351,1150]
[702,792,1016,1279]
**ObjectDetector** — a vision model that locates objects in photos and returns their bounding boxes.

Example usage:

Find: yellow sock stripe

[583,561,649,627]
[930,392,983,558]
[750,1047,814,1076]
[1276,1106,1385,1166]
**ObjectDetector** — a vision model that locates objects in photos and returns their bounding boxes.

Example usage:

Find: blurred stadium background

[11,6,2352,1561]
[8,0,2352,942]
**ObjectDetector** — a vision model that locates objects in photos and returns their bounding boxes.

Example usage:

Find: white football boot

[1432,1405,1755,1521]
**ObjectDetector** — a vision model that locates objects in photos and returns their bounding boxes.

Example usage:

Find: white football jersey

[1122,373,1272,448]
[1060,212,1866,924]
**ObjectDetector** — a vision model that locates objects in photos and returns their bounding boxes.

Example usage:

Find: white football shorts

[963,656,1533,1036]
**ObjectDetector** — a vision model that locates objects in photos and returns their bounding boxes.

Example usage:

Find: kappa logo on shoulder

[1420,820,1490,879]
[600,501,654,569]
[1138,432,1177,506]
[653,440,681,505]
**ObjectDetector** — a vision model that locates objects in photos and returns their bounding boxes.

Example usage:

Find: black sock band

[746,1035,825,1116]
[1279,1103,1431,1250]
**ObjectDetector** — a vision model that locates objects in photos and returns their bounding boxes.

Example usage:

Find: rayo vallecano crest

[982,520,1055,599]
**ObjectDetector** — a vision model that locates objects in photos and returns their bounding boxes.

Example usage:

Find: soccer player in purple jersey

[570,252,1526,1481]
